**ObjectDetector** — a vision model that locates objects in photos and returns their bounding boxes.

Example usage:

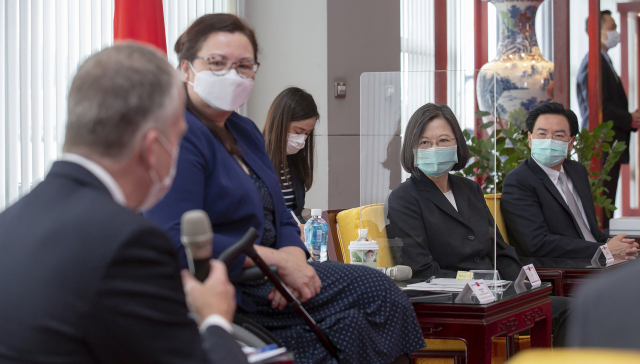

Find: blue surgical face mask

[531,138,569,168]
[414,146,458,177]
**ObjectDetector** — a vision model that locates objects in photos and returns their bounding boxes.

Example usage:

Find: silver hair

[64,42,181,159]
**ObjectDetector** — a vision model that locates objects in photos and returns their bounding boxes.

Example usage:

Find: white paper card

[600,245,615,265]
[591,244,614,267]
[469,281,495,303]
[514,264,541,291]
[523,264,541,288]
[455,280,495,304]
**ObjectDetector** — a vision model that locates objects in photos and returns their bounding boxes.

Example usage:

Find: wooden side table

[410,284,552,364]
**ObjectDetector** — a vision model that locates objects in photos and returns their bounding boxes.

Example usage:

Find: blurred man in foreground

[0,43,246,364]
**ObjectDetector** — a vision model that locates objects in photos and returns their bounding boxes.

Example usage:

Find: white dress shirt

[61,153,127,206]
[532,157,591,230]
[443,190,458,211]
[59,153,232,334]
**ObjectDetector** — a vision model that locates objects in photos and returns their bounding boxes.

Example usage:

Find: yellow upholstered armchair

[329,203,527,364]
[484,194,509,244]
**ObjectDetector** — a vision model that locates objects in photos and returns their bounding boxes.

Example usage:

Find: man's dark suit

[577,52,637,228]
[568,260,640,348]
[0,161,247,364]
[501,157,608,259]
[386,173,522,281]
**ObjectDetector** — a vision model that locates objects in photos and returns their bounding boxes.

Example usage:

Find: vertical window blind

[0,0,235,210]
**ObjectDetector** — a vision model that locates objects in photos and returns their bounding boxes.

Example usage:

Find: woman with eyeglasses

[385,103,571,347]
[144,14,424,364]
[263,87,318,226]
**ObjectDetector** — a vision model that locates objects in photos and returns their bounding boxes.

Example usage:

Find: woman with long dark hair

[263,87,318,222]
[144,13,424,364]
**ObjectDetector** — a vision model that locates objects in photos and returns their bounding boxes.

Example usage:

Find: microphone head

[181,210,213,260]
[390,265,412,281]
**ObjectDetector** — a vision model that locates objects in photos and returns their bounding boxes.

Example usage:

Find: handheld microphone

[377,265,412,281]
[181,210,213,282]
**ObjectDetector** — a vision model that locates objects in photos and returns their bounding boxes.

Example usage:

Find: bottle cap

[311,209,322,217]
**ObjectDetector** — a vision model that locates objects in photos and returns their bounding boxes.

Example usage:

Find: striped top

[280,166,296,210]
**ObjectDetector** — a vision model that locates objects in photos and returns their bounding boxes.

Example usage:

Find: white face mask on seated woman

[189,64,254,111]
[286,133,307,155]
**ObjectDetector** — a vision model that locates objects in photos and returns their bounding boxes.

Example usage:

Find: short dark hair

[263,87,320,191]
[401,103,469,176]
[586,10,612,34]
[525,102,580,137]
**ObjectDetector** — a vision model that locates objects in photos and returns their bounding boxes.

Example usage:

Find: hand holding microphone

[180,209,236,326]
[181,260,236,325]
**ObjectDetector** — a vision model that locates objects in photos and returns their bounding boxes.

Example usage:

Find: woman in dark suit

[386,103,521,281]
[263,87,319,224]
[144,14,424,364]
[386,103,570,347]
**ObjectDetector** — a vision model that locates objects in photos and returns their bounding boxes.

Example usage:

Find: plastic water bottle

[304,209,328,262]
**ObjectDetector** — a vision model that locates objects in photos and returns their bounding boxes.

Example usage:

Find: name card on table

[591,244,615,267]
[514,264,541,293]
[454,280,496,304]
[456,271,474,280]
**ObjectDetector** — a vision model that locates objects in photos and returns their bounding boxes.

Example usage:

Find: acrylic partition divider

[359,70,505,292]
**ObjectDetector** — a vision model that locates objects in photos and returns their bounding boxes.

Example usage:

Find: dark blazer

[577,52,636,163]
[145,111,307,309]
[568,259,640,349]
[501,157,608,260]
[0,161,247,364]
[386,173,522,281]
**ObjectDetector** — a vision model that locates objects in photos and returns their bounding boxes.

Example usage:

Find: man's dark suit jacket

[577,52,636,163]
[568,260,640,348]
[386,173,521,281]
[501,157,608,259]
[0,161,247,364]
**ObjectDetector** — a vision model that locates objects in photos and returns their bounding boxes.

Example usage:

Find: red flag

[114,0,167,54]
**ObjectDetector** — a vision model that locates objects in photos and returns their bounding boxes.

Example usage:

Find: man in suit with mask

[576,10,640,229]
[0,43,247,364]
[501,103,638,260]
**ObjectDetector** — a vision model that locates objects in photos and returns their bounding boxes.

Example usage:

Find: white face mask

[603,30,620,49]
[188,64,254,111]
[138,132,180,212]
[286,133,307,155]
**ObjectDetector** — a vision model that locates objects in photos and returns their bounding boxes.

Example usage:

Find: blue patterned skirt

[238,262,425,364]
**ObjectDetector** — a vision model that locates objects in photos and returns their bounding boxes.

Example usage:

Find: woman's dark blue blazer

[144,110,307,278]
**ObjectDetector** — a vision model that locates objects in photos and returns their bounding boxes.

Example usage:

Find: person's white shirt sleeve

[199,314,233,334]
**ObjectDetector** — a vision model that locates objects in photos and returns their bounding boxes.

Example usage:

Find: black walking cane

[219,228,339,361]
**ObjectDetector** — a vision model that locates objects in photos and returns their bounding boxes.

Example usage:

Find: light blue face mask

[531,138,569,167]
[414,146,458,177]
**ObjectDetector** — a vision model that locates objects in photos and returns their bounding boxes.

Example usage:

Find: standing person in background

[144,14,425,364]
[263,87,319,232]
[576,10,640,229]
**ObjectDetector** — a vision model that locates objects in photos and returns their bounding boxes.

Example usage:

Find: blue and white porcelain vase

[476,0,554,129]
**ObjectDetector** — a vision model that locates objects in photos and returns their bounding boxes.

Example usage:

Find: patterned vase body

[476,0,554,129]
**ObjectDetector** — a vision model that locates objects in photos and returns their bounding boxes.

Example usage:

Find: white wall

[243,0,329,210]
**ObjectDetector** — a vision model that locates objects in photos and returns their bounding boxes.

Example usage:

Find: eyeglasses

[194,54,260,79]
[532,132,570,142]
[419,137,456,149]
